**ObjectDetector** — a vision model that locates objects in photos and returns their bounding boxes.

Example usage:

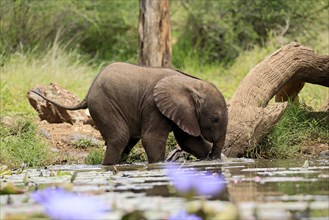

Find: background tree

[138,0,171,67]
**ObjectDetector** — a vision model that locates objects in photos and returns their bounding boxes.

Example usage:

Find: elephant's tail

[30,89,88,110]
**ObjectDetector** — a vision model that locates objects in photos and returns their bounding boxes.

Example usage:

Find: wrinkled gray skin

[33,62,228,165]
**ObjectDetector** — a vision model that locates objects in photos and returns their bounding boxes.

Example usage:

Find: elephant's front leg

[141,114,172,163]
[173,126,212,159]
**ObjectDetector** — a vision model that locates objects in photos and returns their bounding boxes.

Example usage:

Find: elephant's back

[99,62,177,82]
[91,62,178,97]
[86,62,177,136]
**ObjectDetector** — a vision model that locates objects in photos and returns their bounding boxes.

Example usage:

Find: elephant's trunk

[209,138,225,159]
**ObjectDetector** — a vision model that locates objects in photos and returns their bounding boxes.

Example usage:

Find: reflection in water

[225,159,329,202]
[103,158,329,216]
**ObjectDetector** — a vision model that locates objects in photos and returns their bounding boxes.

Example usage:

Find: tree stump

[223,42,329,157]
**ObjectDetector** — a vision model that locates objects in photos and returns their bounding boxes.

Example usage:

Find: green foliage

[0,117,53,168]
[166,132,178,156]
[122,143,148,164]
[0,0,138,62]
[172,0,328,65]
[85,148,104,165]
[73,138,101,149]
[1,0,327,65]
[247,103,329,159]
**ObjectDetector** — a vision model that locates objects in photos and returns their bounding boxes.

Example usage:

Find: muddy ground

[37,120,104,164]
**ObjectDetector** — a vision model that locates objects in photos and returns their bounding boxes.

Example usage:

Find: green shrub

[172,0,328,65]
[85,148,104,165]
[165,132,178,157]
[2,0,327,65]
[0,117,53,168]
[0,0,138,62]
[121,144,148,164]
[72,138,102,149]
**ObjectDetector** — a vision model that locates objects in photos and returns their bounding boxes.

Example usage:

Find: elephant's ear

[154,76,201,137]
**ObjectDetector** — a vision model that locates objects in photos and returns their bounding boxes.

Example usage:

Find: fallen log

[223,42,329,157]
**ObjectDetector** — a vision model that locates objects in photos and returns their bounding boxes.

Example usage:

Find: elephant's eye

[210,117,219,123]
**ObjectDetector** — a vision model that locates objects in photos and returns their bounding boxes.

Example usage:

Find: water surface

[1,158,328,219]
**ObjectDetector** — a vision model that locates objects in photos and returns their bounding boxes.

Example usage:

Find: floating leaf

[23,173,29,184]
[213,203,239,220]
[0,165,13,176]
[0,182,25,195]
[57,171,71,176]
[70,171,78,183]
[302,160,309,168]
[0,169,13,176]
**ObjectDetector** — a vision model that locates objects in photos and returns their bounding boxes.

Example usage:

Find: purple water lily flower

[31,188,109,220]
[195,172,225,196]
[166,164,197,193]
[169,210,202,220]
[165,163,226,196]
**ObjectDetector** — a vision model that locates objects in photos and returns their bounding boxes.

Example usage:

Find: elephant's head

[154,75,228,158]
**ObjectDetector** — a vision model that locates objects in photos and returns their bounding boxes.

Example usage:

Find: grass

[0,34,328,168]
[85,148,104,165]
[0,44,96,115]
[72,137,102,149]
[0,116,54,167]
[247,103,329,159]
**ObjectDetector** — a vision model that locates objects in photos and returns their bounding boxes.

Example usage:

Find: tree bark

[223,42,329,157]
[138,0,172,67]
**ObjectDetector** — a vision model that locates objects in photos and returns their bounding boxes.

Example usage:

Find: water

[1,158,328,219]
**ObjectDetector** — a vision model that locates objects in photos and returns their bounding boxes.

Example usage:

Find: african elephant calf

[32,62,228,165]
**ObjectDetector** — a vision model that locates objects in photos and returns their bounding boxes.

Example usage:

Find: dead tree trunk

[138,0,172,67]
[223,42,329,157]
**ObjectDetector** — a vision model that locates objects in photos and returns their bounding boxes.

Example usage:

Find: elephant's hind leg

[101,119,132,165]
[103,133,130,165]
[89,108,131,165]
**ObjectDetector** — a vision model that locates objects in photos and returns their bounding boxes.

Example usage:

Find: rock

[0,116,19,135]
[27,83,93,124]
[50,147,60,153]
[166,145,190,162]
[322,99,329,112]
[319,150,329,158]
[39,128,52,139]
